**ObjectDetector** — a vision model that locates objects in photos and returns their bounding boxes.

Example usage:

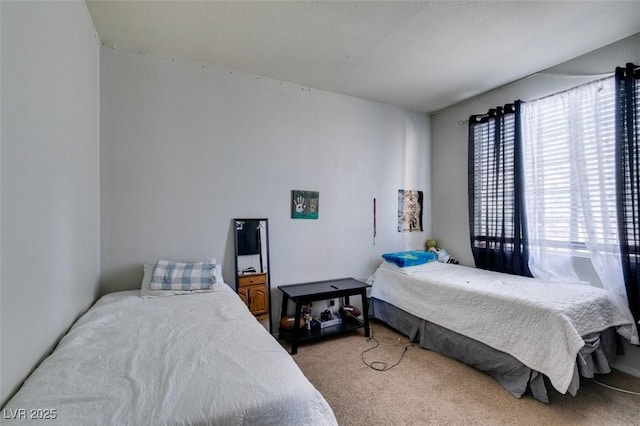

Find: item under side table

[278,278,371,355]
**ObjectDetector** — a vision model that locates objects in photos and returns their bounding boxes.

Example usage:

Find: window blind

[522,77,617,253]
[471,112,516,249]
[468,102,530,276]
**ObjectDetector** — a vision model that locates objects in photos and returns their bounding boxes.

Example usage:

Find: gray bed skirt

[370,297,616,403]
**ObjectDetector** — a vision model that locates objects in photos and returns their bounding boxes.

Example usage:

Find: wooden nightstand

[237,272,269,320]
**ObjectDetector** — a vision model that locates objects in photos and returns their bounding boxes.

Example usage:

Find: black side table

[278,278,371,354]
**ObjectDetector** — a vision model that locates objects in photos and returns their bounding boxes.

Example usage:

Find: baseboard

[611,363,640,378]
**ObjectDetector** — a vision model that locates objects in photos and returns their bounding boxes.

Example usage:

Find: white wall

[100,47,431,330]
[0,1,101,405]
[430,33,640,376]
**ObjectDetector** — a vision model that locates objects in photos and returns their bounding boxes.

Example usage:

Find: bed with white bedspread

[3,284,337,425]
[368,260,632,402]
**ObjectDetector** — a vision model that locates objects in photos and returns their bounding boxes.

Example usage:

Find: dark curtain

[468,101,531,277]
[616,63,640,328]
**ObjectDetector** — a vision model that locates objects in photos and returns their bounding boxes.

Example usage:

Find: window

[521,77,618,254]
[468,103,530,276]
[470,109,516,249]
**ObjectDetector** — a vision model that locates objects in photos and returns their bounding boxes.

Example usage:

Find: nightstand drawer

[238,273,267,287]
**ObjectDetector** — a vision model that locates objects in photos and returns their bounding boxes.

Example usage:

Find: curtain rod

[525,74,613,104]
[458,73,614,127]
[437,70,614,117]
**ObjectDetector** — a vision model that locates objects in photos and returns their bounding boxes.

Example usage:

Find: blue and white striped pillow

[150,260,214,291]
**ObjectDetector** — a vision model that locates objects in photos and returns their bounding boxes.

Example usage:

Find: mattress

[3,286,337,425]
[368,261,631,395]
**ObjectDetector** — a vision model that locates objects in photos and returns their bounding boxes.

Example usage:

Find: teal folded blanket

[382,250,437,267]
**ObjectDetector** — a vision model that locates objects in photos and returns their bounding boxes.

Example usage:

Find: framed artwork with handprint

[291,190,319,219]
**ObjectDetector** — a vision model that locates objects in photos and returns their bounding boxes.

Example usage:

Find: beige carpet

[282,322,640,426]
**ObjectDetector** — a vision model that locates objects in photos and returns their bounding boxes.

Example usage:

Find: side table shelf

[278,278,371,355]
[279,318,364,343]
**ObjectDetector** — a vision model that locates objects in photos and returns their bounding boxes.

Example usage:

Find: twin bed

[368,259,633,402]
[3,263,337,425]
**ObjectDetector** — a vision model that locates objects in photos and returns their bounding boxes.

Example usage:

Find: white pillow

[140,259,225,298]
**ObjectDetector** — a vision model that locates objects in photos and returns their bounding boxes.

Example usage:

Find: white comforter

[369,261,631,394]
[4,286,337,426]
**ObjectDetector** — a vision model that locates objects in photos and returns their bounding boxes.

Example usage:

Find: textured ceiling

[86,1,640,113]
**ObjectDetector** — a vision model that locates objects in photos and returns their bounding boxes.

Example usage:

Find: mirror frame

[233,218,271,333]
